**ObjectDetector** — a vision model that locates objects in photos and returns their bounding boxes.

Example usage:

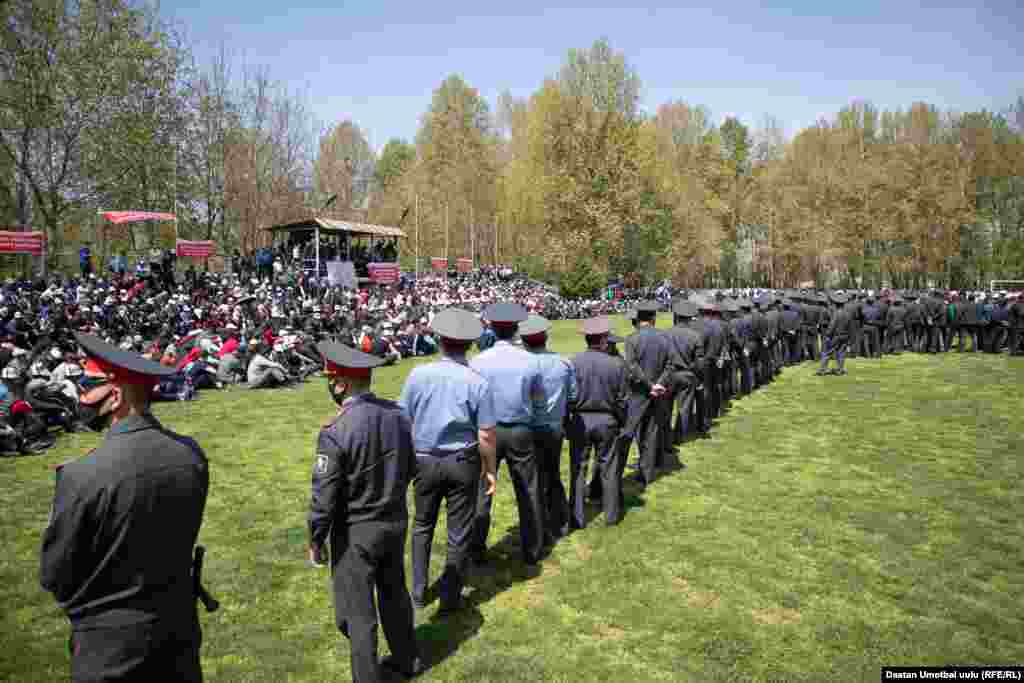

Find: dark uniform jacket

[623,326,672,395]
[40,414,208,629]
[886,304,907,331]
[570,349,628,425]
[309,393,415,549]
[696,318,727,366]
[827,305,855,340]
[663,324,704,384]
[905,300,923,327]
[924,297,946,326]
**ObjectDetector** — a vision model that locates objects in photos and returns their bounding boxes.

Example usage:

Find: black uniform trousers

[533,426,570,542]
[333,520,417,683]
[886,328,906,354]
[626,394,662,486]
[862,325,881,358]
[671,373,697,444]
[69,612,202,683]
[412,450,480,609]
[784,331,800,365]
[569,413,626,527]
[471,424,544,564]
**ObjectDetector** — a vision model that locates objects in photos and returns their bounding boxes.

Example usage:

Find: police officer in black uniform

[623,301,671,489]
[308,341,421,682]
[667,301,704,445]
[568,317,630,527]
[40,333,209,683]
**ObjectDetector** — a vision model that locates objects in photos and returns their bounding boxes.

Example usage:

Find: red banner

[103,211,177,224]
[430,257,448,272]
[176,240,215,258]
[0,230,45,256]
[367,262,400,285]
[456,258,473,273]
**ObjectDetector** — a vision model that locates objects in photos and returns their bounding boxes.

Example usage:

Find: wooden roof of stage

[264,217,406,238]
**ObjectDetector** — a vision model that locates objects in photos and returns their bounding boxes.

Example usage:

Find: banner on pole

[0,230,45,256]
[430,257,448,272]
[102,211,177,225]
[176,240,215,258]
[368,262,400,285]
[457,258,473,273]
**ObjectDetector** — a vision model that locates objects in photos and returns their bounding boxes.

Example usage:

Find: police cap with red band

[75,332,176,386]
[316,341,385,380]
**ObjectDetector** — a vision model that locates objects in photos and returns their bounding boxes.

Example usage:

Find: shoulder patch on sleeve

[314,453,330,475]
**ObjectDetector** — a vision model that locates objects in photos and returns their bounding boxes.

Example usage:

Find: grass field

[2,317,1023,682]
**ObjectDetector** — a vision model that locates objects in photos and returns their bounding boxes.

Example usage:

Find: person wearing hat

[696,299,727,430]
[469,301,547,565]
[622,300,672,488]
[568,316,629,527]
[885,297,907,354]
[667,301,705,446]
[40,333,209,682]
[307,341,421,682]
[732,299,756,395]
[904,292,924,353]
[861,296,883,359]
[779,298,801,366]
[817,293,853,375]
[399,308,497,612]
[923,290,947,353]
[519,313,575,544]
[1009,294,1024,355]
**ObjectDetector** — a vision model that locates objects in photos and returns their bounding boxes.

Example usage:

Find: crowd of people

[0,263,625,456]
[28,250,1024,682]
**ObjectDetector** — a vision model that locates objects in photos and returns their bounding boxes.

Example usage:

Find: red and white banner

[456,257,473,273]
[0,230,45,256]
[367,262,400,285]
[430,257,448,272]
[102,211,177,224]
[176,240,215,258]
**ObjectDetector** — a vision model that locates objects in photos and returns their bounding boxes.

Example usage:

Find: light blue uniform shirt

[469,340,546,425]
[529,349,578,429]
[399,354,496,454]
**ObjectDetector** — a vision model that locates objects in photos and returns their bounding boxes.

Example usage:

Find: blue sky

[164,1,1023,151]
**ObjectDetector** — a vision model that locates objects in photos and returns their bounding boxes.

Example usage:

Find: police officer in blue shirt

[399,308,497,614]
[469,302,547,565]
[519,313,576,544]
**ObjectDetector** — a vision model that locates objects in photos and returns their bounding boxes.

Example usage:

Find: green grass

[2,317,1023,682]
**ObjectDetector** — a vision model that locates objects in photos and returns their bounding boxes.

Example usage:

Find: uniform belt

[416,446,478,459]
[497,421,530,428]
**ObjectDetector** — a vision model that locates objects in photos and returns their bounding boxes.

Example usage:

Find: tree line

[2,3,1022,290]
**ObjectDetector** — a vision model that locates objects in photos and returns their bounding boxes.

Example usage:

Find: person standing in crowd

[885,297,907,354]
[696,300,726,430]
[399,308,497,614]
[568,317,629,528]
[40,333,209,682]
[519,313,575,546]
[469,302,547,565]
[79,244,92,278]
[307,341,421,682]
[905,292,924,352]
[817,292,853,375]
[623,301,671,489]
[666,301,704,448]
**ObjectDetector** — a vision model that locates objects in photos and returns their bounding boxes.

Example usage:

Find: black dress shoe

[381,655,425,678]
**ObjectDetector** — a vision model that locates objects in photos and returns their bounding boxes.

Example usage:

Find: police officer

[697,300,727,426]
[519,314,575,544]
[308,341,420,682]
[667,301,704,445]
[40,333,208,682]
[469,302,547,565]
[885,297,907,354]
[780,298,802,366]
[399,308,497,613]
[623,301,672,488]
[817,292,853,375]
[862,296,882,358]
[569,317,629,527]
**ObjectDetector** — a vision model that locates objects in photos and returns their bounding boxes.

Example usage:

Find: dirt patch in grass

[751,606,802,626]
[672,576,722,610]
[594,622,627,641]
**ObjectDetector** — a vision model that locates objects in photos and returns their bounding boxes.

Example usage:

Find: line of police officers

[39,289,1024,682]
